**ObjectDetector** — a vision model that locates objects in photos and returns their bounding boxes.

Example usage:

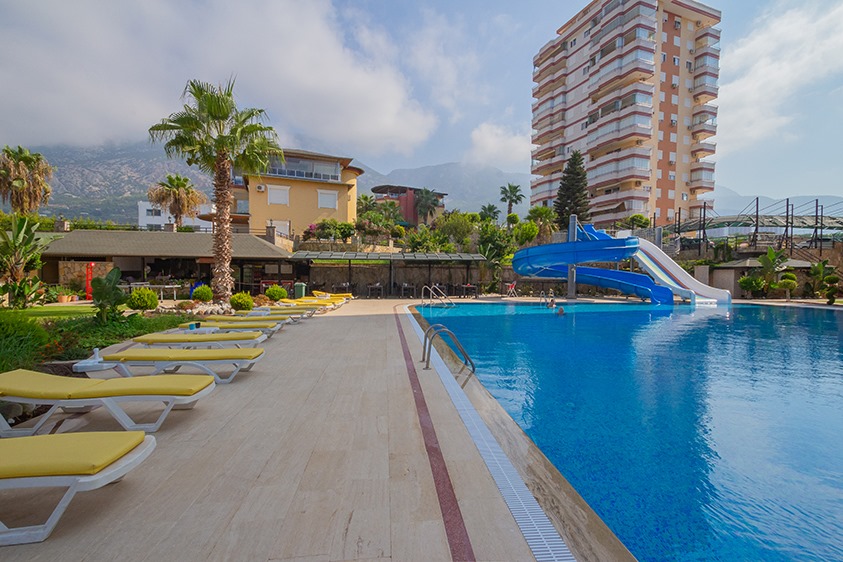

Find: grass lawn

[5,304,97,319]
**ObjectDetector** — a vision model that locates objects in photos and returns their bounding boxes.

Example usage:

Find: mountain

[29,142,212,223]
[357,162,533,217]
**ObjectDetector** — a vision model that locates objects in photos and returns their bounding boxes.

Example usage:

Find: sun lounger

[133,330,267,348]
[0,369,215,436]
[204,314,297,324]
[312,290,353,299]
[73,347,265,384]
[278,298,339,309]
[234,309,309,320]
[260,305,322,315]
[0,431,155,546]
[177,320,283,337]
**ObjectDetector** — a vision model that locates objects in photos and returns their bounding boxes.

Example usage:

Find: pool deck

[1,299,541,561]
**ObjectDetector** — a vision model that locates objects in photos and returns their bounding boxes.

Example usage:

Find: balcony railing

[689,121,717,139]
[691,141,716,156]
[589,146,651,169]
[687,179,715,192]
[694,62,720,76]
[590,57,655,94]
[692,103,718,117]
[589,187,651,207]
[690,83,718,103]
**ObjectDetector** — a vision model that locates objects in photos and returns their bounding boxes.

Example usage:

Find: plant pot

[57,295,71,303]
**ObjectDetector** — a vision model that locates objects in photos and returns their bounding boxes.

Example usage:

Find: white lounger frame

[0,435,156,546]
[0,382,215,437]
[212,323,283,338]
[137,332,268,348]
[73,348,265,384]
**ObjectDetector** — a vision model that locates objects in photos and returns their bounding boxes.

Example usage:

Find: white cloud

[0,0,437,157]
[717,0,843,154]
[464,122,531,170]
[406,8,484,122]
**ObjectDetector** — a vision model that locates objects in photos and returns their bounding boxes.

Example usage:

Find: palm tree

[357,194,377,215]
[499,183,524,216]
[147,173,209,228]
[0,145,53,214]
[479,203,500,222]
[414,187,440,225]
[149,79,282,301]
[378,200,403,224]
[527,205,558,242]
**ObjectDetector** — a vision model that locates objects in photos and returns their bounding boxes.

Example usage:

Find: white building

[137,201,213,231]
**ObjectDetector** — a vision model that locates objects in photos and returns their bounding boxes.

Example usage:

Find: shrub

[91,267,127,323]
[192,284,213,302]
[738,275,766,297]
[264,285,287,301]
[0,312,51,371]
[177,300,196,310]
[229,291,254,311]
[780,272,797,282]
[253,294,272,307]
[126,287,159,311]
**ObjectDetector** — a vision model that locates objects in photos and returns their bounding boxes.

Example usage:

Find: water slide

[512,224,731,305]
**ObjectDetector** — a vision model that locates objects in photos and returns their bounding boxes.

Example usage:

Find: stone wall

[296,240,399,253]
[58,261,113,289]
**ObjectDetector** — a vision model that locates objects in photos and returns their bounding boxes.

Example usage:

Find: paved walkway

[1,300,534,561]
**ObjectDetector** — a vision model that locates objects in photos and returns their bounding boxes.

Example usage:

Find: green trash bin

[294,282,307,299]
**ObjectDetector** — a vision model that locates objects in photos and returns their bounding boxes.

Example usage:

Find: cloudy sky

[1,0,842,199]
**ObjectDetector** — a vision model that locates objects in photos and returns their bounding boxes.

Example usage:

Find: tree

[619,213,650,230]
[554,150,590,230]
[414,188,439,225]
[527,205,559,242]
[149,79,282,302]
[513,221,539,246]
[499,183,524,216]
[0,145,53,214]
[479,204,500,222]
[757,247,788,288]
[357,194,377,215]
[147,173,208,228]
[378,200,403,224]
[0,215,52,308]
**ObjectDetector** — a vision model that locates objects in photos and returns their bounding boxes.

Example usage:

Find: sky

[1,0,842,200]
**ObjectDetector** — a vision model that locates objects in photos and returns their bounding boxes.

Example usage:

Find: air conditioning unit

[672,83,679,89]
[256,184,266,192]
[689,48,695,54]
[670,119,678,126]
[669,160,676,165]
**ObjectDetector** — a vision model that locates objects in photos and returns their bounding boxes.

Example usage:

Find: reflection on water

[420,303,843,561]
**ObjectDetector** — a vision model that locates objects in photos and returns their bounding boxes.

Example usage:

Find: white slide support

[634,238,732,304]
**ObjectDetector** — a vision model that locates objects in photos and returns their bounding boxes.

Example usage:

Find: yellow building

[223,149,363,237]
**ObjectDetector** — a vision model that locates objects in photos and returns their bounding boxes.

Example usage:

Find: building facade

[137,201,213,231]
[370,185,447,226]
[531,0,720,228]
[199,149,363,237]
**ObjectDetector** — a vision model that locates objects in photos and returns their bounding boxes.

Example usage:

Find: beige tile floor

[0,300,535,562]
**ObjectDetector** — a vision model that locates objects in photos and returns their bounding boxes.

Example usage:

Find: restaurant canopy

[288,251,486,262]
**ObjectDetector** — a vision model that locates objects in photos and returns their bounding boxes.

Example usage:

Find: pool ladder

[421,324,475,374]
[420,285,455,307]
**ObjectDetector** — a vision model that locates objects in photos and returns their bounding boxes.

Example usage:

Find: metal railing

[420,285,455,307]
[421,324,476,374]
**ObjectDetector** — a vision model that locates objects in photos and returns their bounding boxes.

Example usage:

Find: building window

[682,193,689,201]
[657,169,663,179]
[667,208,675,220]
[660,71,666,82]
[584,29,590,38]
[674,36,681,47]
[671,94,679,105]
[317,189,338,209]
[662,31,667,43]
[670,132,678,142]
[656,188,662,198]
[267,185,290,205]
[686,61,693,71]
[146,208,162,217]
[658,130,664,141]
[662,52,667,62]
[669,151,676,161]
[571,38,577,47]
[673,55,680,65]
[659,111,665,121]
[684,98,692,107]
[668,172,676,182]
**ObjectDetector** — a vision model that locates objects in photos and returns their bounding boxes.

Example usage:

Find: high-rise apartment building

[531,0,720,227]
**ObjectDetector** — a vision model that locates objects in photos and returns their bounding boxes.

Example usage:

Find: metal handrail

[421,324,475,374]
[420,285,455,307]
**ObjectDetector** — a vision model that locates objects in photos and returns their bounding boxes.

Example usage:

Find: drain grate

[408,309,576,562]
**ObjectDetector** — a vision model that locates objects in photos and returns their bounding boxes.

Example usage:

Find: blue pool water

[419,303,843,562]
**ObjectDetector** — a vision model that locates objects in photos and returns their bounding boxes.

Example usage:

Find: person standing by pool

[547,297,556,309]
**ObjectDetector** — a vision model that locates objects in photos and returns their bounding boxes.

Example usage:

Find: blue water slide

[512,241,675,304]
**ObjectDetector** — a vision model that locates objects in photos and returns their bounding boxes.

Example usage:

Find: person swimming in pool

[557,306,565,315]
[547,297,556,308]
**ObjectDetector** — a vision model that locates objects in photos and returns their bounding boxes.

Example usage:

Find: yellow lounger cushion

[204,315,291,322]
[102,348,264,362]
[133,331,263,343]
[178,321,277,330]
[0,369,215,399]
[0,431,145,479]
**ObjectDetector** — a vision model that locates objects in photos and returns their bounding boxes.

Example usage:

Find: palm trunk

[211,153,235,302]
[507,202,513,215]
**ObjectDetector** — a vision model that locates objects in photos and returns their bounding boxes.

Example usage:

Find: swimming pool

[419,302,843,561]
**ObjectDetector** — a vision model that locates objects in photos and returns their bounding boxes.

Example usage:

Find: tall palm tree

[499,183,524,216]
[414,187,440,225]
[147,173,209,228]
[378,200,403,224]
[0,145,53,214]
[479,203,500,223]
[357,194,377,215]
[149,79,282,301]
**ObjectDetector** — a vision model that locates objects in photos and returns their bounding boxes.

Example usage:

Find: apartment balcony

[589,58,655,99]
[587,161,651,190]
[589,121,651,152]
[589,187,651,208]
[692,103,718,119]
[690,83,718,104]
[534,66,569,98]
[696,27,721,44]
[533,108,565,132]
[531,121,564,145]
[690,160,716,174]
[589,146,651,169]
[534,36,567,67]
[531,171,564,198]
[533,51,568,83]
[531,135,565,160]
[694,62,720,77]
[689,121,717,140]
[532,153,568,176]
[689,198,715,211]
[693,43,720,59]
[691,141,716,158]
[687,179,715,194]
[590,1,657,46]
